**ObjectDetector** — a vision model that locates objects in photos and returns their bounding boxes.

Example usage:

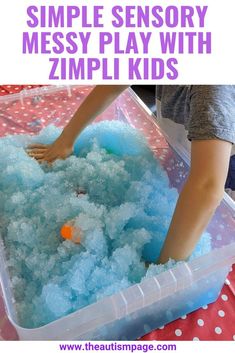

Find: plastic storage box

[0,86,235,340]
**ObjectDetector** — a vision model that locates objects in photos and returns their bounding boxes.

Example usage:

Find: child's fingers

[27,151,46,158]
[36,155,50,163]
[35,150,55,163]
[30,156,46,162]
[27,149,47,155]
[26,148,55,164]
[28,146,67,164]
[27,144,48,149]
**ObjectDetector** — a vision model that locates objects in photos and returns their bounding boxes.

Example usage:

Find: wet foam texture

[0,121,211,328]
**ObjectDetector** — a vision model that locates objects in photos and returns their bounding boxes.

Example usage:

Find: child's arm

[28,85,128,163]
[158,139,232,263]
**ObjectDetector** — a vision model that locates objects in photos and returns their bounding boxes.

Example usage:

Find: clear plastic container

[0,86,235,340]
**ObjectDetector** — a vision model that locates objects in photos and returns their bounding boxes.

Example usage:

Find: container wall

[14,261,230,340]
[81,267,229,341]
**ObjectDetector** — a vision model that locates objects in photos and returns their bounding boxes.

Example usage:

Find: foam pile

[0,121,211,328]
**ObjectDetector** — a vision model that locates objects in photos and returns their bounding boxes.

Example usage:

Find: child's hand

[27,86,128,164]
[27,135,73,163]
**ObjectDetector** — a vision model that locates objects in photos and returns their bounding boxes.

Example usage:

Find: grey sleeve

[188,85,235,144]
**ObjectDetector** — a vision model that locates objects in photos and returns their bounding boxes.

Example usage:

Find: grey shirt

[156,85,235,144]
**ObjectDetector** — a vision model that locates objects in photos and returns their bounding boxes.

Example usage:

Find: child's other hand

[27,135,73,163]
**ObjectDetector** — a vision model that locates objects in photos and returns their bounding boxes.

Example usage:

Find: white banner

[0,0,234,83]
[0,341,235,353]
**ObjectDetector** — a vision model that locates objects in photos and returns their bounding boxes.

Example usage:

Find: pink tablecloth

[0,85,234,341]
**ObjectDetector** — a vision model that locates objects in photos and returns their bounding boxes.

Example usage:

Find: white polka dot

[175,329,182,337]
[159,326,164,330]
[197,319,204,327]
[218,310,225,317]
[202,305,208,310]
[221,294,228,301]
[215,327,222,335]
[193,337,200,341]
[233,335,235,340]
[181,315,187,320]
[225,279,231,285]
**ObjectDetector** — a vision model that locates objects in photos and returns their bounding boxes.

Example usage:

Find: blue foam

[0,121,211,328]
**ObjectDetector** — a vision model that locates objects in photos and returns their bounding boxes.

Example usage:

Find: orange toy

[60,220,82,243]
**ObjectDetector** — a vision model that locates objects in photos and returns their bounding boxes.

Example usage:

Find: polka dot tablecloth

[0,85,44,95]
[0,85,235,341]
